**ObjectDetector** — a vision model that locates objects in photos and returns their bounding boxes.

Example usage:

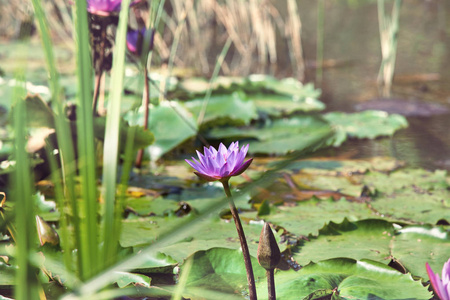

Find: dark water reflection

[289,0,450,170]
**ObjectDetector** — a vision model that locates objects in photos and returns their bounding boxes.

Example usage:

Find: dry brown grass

[1,0,305,80]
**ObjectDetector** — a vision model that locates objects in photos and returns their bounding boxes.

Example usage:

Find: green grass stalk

[316,0,325,84]
[73,0,100,279]
[172,256,193,300]
[12,75,40,300]
[197,37,232,125]
[164,9,187,98]
[377,0,402,97]
[102,0,132,268]
[30,0,77,273]
[116,127,138,254]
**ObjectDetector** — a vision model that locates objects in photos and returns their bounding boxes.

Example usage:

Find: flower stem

[267,269,275,300]
[221,180,257,300]
[92,19,107,116]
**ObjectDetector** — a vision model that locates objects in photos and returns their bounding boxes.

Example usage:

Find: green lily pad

[93,117,154,151]
[11,94,54,128]
[184,91,258,126]
[249,93,325,117]
[248,75,320,99]
[293,219,396,266]
[323,110,408,145]
[182,248,265,297]
[362,168,449,195]
[0,262,15,286]
[177,76,246,95]
[120,214,190,249]
[113,271,151,288]
[291,218,449,281]
[207,115,335,155]
[123,101,197,161]
[370,189,450,224]
[279,156,403,175]
[242,198,377,238]
[258,258,431,300]
[392,225,450,278]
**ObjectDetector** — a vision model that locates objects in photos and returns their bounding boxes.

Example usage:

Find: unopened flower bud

[257,222,281,270]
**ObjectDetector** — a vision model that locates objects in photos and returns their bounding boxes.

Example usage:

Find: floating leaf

[93,116,154,151]
[323,110,408,144]
[182,248,265,296]
[242,198,376,238]
[0,261,15,287]
[391,225,450,278]
[11,94,54,128]
[207,115,335,155]
[36,215,59,246]
[113,271,151,288]
[257,258,431,300]
[292,219,396,266]
[184,91,258,126]
[249,93,325,117]
[123,101,197,161]
[279,156,403,175]
[248,75,320,99]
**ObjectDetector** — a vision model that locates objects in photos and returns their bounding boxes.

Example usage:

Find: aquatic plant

[186,142,252,182]
[87,0,122,16]
[186,142,257,299]
[87,0,143,16]
[426,258,450,300]
[257,222,281,300]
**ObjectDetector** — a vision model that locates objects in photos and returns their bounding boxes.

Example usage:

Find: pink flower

[126,28,142,54]
[186,142,253,182]
[86,0,142,16]
[86,0,122,16]
[426,258,450,300]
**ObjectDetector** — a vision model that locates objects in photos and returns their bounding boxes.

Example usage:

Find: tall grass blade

[377,0,402,97]
[102,0,132,267]
[115,127,137,252]
[30,0,77,273]
[73,0,99,279]
[12,75,40,300]
[316,0,325,84]
[197,37,232,125]
[172,256,193,300]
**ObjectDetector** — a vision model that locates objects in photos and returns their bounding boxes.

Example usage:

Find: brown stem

[92,71,103,116]
[221,180,257,300]
[92,21,107,116]
[267,269,275,300]
[135,66,150,168]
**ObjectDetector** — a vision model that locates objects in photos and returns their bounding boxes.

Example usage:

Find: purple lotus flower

[426,258,450,300]
[86,0,122,16]
[186,142,253,182]
[126,28,145,54]
[86,0,142,16]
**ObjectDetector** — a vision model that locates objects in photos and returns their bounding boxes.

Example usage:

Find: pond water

[280,1,450,171]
